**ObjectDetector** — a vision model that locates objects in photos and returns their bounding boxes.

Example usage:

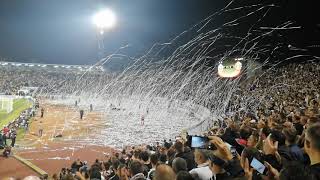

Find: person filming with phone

[189,135,245,179]
[189,149,213,180]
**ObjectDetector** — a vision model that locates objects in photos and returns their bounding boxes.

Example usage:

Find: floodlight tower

[92,9,116,61]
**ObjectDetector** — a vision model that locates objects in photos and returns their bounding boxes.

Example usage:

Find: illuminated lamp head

[218,61,242,78]
[92,9,116,34]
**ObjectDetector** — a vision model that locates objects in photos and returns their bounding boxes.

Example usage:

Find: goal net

[0,96,14,114]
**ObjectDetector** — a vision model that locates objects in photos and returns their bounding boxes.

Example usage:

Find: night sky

[0,0,318,65]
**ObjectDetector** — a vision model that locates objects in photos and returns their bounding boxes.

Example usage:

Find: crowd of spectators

[51,119,320,180]
[227,63,320,122]
[1,62,320,180]
[1,107,35,154]
[50,62,320,180]
[0,65,109,95]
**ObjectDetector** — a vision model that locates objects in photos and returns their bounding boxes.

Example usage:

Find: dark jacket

[142,164,150,177]
[221,128,243,154]
[310,163,320,180]
[224,158,244,178]
[294,123,304,136]
[278,145,294,166]
[263,154,282,171]
[288,144,305,163]
[71,162,83,171]
[215,172,233,180]
[175,147,196,171]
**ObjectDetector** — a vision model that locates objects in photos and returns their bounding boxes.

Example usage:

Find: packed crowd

[52,120,320,180]
[50,62,320,180]
[0,66,109,95]
[227,62,320,121]
[1,62,320,180]
[1,107,35,155]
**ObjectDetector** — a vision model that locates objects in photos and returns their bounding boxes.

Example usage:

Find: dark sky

[0,0,226,65]
[0,0,318,65]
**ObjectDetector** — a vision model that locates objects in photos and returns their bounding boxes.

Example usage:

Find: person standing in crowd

[139,151,151,177]
[174,141,196,171]
[2,126,9,146]
[80,109,84,119]
[0,133,4,148]
[40,108,44,118]
[25,121,29,133]
[128,161,145,180]
[172,157,188,174]
[154,164,176,180]
[305,123,320,179]
[31,107,36,117]
[10,128,17,147]
[38,124,43,137]
[110,164,128,180]
[71,158,83,172]
[90,104,93,112]
[75,100,78,107]
[147,153,158,180]
[189,149,212,180]
[141,115,145,126]
[3,145,11,158]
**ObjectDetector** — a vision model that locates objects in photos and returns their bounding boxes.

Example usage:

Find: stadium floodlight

[92,9,116,34]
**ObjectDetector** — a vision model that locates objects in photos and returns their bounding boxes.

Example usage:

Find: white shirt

[147,167,155,180]
[189,163,213,180]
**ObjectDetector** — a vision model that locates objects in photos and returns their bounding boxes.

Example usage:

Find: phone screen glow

[250,158,266,174]
[191,136,207,148]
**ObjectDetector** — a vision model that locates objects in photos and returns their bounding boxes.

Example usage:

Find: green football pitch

[0,98,32,128]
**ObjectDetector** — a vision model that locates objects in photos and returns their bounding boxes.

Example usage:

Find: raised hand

[209,136,233,160]
[263,135,278,155]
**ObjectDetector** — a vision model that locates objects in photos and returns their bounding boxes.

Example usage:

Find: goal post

[0,96,14,113]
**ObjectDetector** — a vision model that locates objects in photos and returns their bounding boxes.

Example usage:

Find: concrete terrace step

[13,154,48,179]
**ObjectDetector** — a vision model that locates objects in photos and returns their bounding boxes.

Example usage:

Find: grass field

[0,98,32,128]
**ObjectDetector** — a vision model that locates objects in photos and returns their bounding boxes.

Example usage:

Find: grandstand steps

[13,154,48,179]
[0,156,40,179]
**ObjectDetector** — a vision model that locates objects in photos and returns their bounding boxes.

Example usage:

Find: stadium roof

[0,61,104,72]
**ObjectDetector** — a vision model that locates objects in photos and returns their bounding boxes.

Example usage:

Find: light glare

[93,9,116,30]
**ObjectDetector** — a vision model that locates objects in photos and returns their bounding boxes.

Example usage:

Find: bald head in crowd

[154,164,176,180]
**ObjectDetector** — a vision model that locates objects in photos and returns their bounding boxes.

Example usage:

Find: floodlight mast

[92,9,116,60]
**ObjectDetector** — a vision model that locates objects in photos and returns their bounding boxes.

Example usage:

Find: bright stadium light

[92,9,116,34]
